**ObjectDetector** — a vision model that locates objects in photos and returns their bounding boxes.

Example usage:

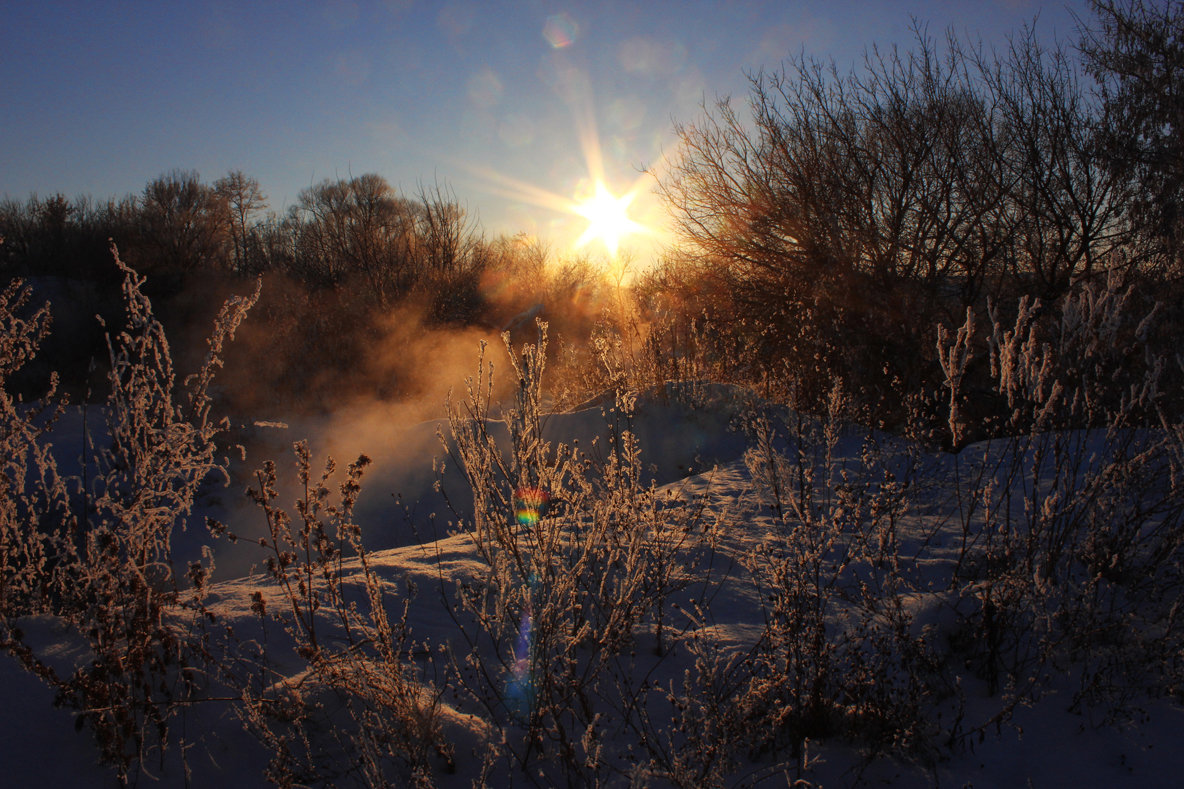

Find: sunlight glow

[573,181,644,256]
[461,162,657,258]
[450,58,672,261]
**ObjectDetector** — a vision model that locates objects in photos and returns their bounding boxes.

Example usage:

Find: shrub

[937,271,1184,718]
[221,441,447,787]
[0,244,257,782]
[439,320,715,782]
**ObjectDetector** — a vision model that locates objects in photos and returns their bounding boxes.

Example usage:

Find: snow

[3,383,1182,787]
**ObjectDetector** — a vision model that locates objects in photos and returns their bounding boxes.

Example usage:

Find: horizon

[2,0,1090,258]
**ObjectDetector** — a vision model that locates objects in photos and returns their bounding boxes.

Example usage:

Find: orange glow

[450,60,669,259]
[461,162,657,258]
[573,181,644,256]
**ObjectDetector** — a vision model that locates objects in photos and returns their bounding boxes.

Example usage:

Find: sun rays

[452,80,666,259]
[572,180,645,256]
[461,161,656,258]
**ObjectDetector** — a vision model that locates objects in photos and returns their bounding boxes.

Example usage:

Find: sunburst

[573,181,645,256]
[452,71,668,258]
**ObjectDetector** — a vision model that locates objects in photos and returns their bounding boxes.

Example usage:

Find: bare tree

[288,174,416,302]
[1079,0,1184,272]
[214,170,268,275]
[973,28,1128,298]
[655,23,1126,407]
[410,182,488,321]
[412,181,481,280]
[140,169,228,275]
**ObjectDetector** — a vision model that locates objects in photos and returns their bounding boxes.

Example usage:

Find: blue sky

[1,0,1091,256]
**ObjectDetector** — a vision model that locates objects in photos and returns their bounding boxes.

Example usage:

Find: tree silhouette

[656,25,1126,407]
[1080,0,1184,272]
[214,170,268,275]
[140,169,227,277]
[288,173,416,302]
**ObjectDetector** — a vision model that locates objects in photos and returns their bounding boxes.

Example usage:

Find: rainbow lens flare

[542,13,577,49]
[514,486,549,527]
[505,597,534,721]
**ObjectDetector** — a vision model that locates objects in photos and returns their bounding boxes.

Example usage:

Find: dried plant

[1,245,258,782]
[220,442,447,786]
[440,320,715,782]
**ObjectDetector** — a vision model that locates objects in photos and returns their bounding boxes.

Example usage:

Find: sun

[573,181,645,257]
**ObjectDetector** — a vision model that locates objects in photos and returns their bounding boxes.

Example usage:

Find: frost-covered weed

[219,442,446,787]
[937,272,1184,719]
[1,245,258,782]
[441,320,715,782]
[0,279,67,617]
[739,382,949,764]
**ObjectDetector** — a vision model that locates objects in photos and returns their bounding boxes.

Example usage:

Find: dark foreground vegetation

[3,2,1184,785]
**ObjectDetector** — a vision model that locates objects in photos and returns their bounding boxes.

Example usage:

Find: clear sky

[1,0,1091,258]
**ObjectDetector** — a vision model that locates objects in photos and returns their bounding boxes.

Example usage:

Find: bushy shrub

[937,271,1184,718]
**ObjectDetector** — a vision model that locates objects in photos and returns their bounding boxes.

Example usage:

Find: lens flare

[505,596,533,720]
[542,13,578,49]
[514,486,549,526]
[505,572,539,722]
[506,490,544,722]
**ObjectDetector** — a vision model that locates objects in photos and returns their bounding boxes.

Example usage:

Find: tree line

[642,0,1184,430]
[0,170,491,313]
[2,1,1180,430]
[0,167,624,413]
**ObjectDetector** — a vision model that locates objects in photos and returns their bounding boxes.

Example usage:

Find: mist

[6,4,1184,782]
